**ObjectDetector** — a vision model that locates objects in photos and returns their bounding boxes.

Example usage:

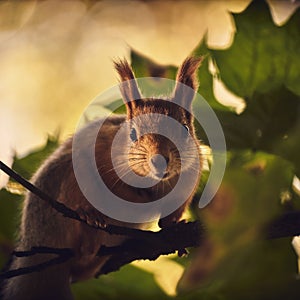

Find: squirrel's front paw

[76,208,106,228]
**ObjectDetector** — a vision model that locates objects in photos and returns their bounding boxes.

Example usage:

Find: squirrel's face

[113,56,202,184]
[125,99,200,181]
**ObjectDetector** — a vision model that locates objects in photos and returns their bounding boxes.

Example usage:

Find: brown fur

[2,57,203,300]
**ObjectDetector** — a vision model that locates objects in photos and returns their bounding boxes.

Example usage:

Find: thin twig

[0,161,169,239]
[0,247,74,280]
[13,246,74,257]
[0,161,81,221]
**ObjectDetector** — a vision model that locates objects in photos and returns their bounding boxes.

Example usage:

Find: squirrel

[2,56,203,300]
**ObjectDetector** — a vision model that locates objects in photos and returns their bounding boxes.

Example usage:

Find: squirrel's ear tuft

[173,56,203,108]
[114,59,142,114]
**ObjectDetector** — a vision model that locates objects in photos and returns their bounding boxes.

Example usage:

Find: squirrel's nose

[150,154,168,176]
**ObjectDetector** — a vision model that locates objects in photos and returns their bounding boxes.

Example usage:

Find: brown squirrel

[2,56,203,300]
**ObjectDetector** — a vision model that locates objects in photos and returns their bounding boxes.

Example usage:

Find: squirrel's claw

[178,248,188,257]
[76,208,106,229]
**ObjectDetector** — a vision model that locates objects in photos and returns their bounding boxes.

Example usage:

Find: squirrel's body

[2,57,203,300]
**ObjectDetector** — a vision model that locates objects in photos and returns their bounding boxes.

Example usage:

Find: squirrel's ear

[173,56,203,108]
[114,59,142,114]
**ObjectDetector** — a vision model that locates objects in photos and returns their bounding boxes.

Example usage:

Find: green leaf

[216,86,299,150]
[104,99,126,114]
[11,135,59,180]
[131,49,177,81]
[191,1,300,176]
[131,50,178,98]
[193,36,232,112]
[275,122,300,178]
[0,189,22,268]
[210,0,300,98]
[179,152,299,299]
[72,264,169,300]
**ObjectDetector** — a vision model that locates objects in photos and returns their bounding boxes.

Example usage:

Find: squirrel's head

[113,57,202,184]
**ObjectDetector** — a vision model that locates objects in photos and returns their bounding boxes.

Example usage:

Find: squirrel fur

[2,56,203,300]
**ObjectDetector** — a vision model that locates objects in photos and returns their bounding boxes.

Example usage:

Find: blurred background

[0,0,298,185]
[0,1,300,300]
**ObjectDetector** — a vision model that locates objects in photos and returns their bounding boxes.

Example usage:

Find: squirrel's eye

[130,128,138,142]
[183,124,189,134]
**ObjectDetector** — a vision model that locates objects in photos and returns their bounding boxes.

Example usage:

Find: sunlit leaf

[210,0,300,98]
[11,135,59,180]
[72,264,169,300]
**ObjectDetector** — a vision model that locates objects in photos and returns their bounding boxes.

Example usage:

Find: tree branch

[0,161,176,239]
[265,211,300,239]
[0,160,299,282]
[0,247,73,280]
[0,160,205,280]
[97,220,204,275]
[0,222,204,279]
